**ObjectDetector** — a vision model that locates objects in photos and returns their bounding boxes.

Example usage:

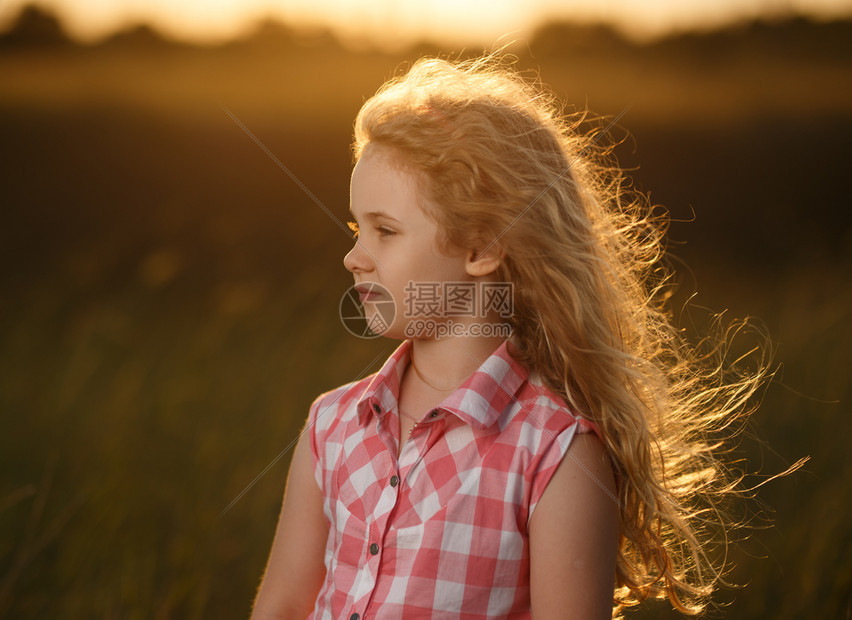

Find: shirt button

[350,614,360,620]
[390,475,399,487]
[370,542,379,555]
[372,403,381,414]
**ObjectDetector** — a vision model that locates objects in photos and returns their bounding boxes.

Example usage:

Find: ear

[465,244,502,277]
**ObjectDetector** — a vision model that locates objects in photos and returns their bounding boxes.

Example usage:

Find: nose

[343,239,374,274]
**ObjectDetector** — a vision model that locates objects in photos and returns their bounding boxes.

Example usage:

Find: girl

[251,55,768,619]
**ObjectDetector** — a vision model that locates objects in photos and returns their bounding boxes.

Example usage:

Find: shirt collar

[356,339,528,429]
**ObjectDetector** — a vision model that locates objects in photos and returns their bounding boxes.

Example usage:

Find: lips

[355,283,382,303]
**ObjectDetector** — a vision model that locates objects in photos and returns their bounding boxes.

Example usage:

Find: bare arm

[529,432,619,619]
[251,427,328,619]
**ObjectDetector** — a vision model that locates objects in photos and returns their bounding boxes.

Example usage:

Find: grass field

[1,14,850,618]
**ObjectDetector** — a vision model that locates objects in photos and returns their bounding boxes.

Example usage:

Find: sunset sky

[1,0,851,48]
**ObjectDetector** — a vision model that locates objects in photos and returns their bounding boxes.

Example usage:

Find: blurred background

[0,0,850,617]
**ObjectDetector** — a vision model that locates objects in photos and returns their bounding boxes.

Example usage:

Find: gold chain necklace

[399,353,460,436]
[398,408,423,435]
[409,355,463,392]
[398,407,442,435]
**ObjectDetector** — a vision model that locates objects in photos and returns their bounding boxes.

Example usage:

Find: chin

[370,317,408,341]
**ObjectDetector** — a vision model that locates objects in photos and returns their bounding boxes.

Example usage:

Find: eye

[377,226,396,237]
[347,221,359,239]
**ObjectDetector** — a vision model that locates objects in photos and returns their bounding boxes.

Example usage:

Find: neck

[408,333,506,391]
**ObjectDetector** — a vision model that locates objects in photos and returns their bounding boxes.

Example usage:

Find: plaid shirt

[307,339,594,619]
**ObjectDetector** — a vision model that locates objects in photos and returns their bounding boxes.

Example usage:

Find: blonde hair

[353,54,769,615]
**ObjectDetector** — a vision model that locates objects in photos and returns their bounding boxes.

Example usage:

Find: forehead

[350,146,427,220]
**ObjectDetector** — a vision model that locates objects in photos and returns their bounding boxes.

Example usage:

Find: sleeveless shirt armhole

[307,395,324,490]
[526,414,608,523]
[575,416,601,439]
[527,420,581,525]
[575,416,622,493]
[527,416,620,527]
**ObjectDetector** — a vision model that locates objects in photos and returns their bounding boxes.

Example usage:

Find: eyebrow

[348,209,400,223]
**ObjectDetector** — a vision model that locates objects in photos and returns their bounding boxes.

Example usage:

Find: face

[344,146,473,339]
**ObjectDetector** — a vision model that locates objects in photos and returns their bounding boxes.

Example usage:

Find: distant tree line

[2,2,851,61]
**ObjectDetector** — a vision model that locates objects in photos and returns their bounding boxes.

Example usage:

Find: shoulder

[503,375,610,518]
[509,374,596,443]
[306,373,379,483]
[309,373,376,426]
[306,372,378,467]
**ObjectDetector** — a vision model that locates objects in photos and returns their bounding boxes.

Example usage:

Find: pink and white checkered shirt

[307,339,595,619]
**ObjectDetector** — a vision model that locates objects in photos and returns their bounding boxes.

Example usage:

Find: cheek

[427,252,470,281]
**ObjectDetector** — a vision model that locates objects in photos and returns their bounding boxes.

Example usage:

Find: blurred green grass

[1,14,851,618]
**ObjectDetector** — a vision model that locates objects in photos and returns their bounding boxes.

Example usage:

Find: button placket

[397,414,441,488]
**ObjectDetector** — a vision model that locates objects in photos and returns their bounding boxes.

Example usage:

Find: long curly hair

[352,54,773,616]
